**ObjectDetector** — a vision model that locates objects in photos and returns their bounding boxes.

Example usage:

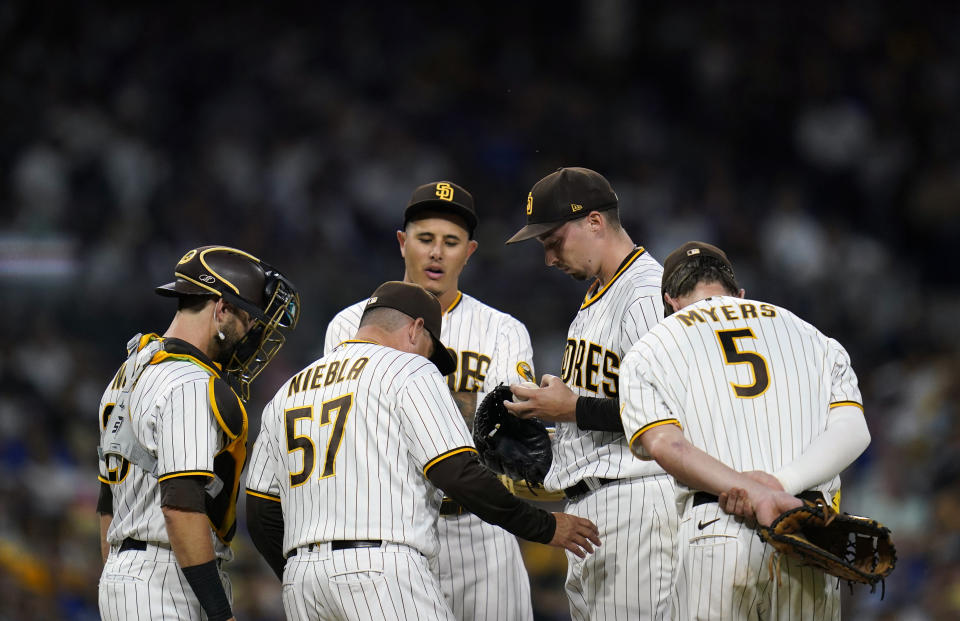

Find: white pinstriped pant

[434,512,534,621]
[282,542,455,621]
[675,499,841,620]
[563,474,679,621]
[98,542,232,621]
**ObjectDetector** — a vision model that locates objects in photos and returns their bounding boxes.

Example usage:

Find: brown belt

[563,478,617,501]
[119,537,147,552]
[692,489,825,507]
[287,540,383,559]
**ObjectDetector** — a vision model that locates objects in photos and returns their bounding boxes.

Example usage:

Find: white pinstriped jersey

[621,295,863,504]
[324,291,535,405]
[324,291,536,621]
[245,341,475,559]
[97,336,236,560]
[545,247,666,491]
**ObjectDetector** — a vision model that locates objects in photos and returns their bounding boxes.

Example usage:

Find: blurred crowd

[1,2,958,619]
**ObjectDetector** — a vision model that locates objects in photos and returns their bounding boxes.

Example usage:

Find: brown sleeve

[426,452,556,544]
[159,476,207,512]
[97,482,113,515]
[575,396,624,432]
[246,494,285,580]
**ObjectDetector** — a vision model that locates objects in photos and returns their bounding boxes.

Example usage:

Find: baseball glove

[758,500,896,590]
[473,384,552,488]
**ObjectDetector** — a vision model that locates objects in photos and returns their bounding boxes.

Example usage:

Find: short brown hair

[662,256,739,299]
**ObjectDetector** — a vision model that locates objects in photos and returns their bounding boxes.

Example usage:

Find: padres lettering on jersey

[621,295,863,505]
[560,339,620,398]
[545,247,667,491]
[245,341,475,559]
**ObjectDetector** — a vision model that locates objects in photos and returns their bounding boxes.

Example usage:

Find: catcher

[618,241,894,619]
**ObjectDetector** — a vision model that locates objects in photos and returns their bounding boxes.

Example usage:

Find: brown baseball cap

[505,167,618,244]
[404,181,478,238]
[661,241,735,293]
[362,281,456,375]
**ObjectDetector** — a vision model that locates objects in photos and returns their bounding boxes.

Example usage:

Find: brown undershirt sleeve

[426,452,556,544]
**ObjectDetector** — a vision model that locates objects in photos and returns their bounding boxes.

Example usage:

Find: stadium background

[1,2,957,619]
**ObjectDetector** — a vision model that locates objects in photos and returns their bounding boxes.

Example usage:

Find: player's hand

[549,512,601,558]
[504,375,578,423]
[718,487,754,519]
[752,491,803,527]
[719,471,784,518]
[740,470,784,491]
[719,487,801,527]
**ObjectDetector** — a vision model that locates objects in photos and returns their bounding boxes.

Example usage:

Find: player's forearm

[163,507,234,621]
[773,406,870,495]
[163,507,218,566]
[427,453,556,543]
[643,425,772,500]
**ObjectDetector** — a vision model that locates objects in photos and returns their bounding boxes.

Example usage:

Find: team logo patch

[686,248,701,256]
[516,361,535,383]
[526,192,533,215]
[178,249,197,264]
[435,182,455,202]
[199,274,216,283]
[571,203,583,212]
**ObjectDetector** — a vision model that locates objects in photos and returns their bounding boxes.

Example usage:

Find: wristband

[181,559,232,621]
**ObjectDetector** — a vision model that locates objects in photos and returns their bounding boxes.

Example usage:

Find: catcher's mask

[156,245,301,399]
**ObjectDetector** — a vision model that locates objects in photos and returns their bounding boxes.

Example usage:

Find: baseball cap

[505,167,618,244]
[362,281,457,375]
[404,181,478,238]
[661,241,735,293]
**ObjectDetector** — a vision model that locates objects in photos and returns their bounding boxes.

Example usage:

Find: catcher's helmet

[156,246,301,399]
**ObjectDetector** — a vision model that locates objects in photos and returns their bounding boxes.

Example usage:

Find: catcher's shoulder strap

[99,333,165,474]
[99,335,239,477]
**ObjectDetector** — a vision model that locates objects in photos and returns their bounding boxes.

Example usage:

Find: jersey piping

[423,446,478,476]
[628,419,682,453]
[581,247,647,310]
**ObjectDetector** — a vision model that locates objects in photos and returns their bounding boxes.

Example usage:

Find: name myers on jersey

[287,357,370,396]
[560,339,620,398]
[445,348,490,393]
[674,302,777,327]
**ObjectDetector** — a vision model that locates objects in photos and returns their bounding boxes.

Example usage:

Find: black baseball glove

[473,384,552,487]
[758,500,896,590]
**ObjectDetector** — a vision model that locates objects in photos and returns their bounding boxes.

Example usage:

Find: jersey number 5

[715,328,770,398]
[285,394,353,486]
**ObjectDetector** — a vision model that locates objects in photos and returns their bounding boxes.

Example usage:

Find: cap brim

[505,221,562,244]
[406,202,478,234]
[154,280,217,298]
[428,333,457,376]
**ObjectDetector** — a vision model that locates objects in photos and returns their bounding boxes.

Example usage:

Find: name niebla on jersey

[675,302,777,327]
[288,357,369,396]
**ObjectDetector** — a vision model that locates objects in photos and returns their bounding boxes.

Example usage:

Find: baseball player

[504,167,678,620]
[96,246,300,621]
[322,181,538,621]
[244,281,600,621]
[620,241,872,620]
